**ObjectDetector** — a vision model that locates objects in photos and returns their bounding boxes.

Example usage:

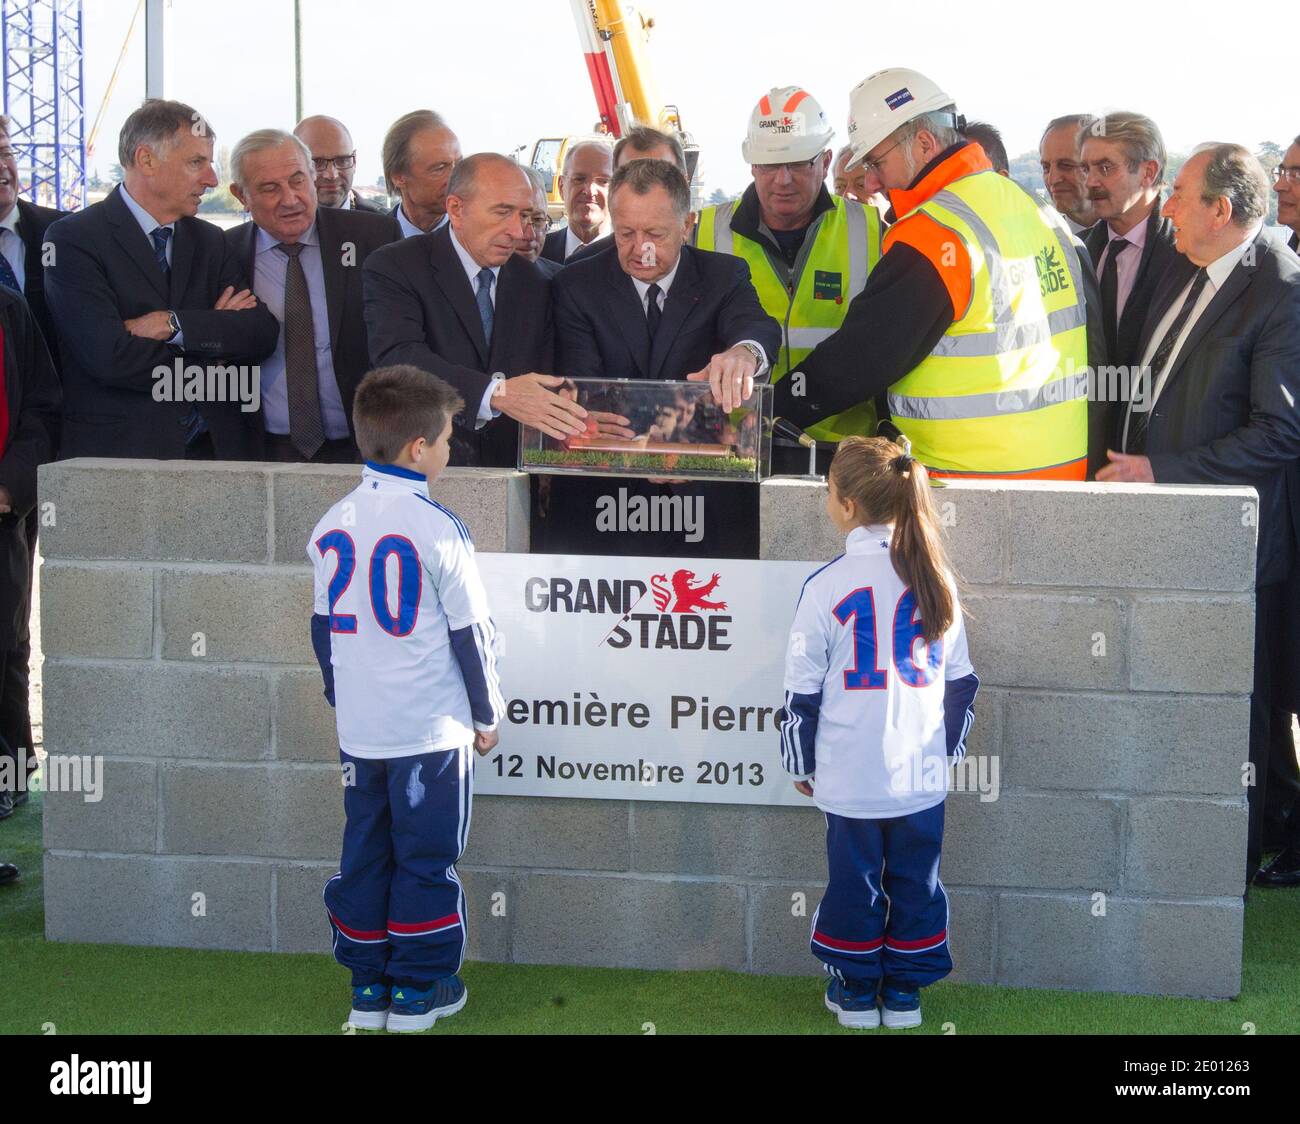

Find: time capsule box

[518,376,774,483]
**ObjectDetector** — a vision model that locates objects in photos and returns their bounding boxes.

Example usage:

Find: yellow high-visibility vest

[886,171,1089,479]
[696,194,883,443]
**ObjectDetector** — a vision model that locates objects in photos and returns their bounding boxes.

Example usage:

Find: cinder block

[44,852,273,951]
[39,459,269,562]
[42,758,157,853]
[465,796,631,871]
[39,563,153,658]
[457,869,514,964]
[936,481,1005,585]
[749,881,824,976]
[759,479,841,562]
[943,793,1124,890]
[272,465,528,563]
[631,802,825,880]
[274,670,340,762]
[963,686,1004,764]
[42,661,272,760]
[995,893,1243,997]
[963,592,1125,690]
[1003,692,1247,795]
[946,888,995,985]
[159,568,315,664]
[273,861,336,953]
[1125,798,1248,897]
[1006,483,1255,591]
[160,763,343,860]
[1131,597,1254,694]
[511,873,746,971]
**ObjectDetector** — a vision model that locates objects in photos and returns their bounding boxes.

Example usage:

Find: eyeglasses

[311,153,356,172]
[858,141,901,176]
[530,214,552,233]
[1273,166,1300,185]
[753,154,823,177]
[1080,160,1134,178]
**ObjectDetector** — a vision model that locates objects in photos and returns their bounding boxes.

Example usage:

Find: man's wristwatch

[166,311,182,342]
[737,341,765,374]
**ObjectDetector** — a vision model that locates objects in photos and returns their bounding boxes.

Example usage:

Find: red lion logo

[650,570,728,613]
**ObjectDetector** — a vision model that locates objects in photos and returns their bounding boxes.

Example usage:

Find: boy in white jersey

[780,436,979,1030]
[308,365,504,1032]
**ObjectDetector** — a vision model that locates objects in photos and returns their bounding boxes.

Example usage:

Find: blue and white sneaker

[880,983,922,1029]
[347,983,390,1030]
[825,977,880,1029]
[386,974,467,1032]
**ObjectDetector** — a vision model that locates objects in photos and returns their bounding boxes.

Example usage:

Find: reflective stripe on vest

[885,172,1089,479]
[697,195,882,443]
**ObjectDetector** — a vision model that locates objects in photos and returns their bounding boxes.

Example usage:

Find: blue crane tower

[1,0,85,210]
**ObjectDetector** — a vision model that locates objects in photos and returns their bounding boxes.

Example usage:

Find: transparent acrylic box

[518,377,773,482]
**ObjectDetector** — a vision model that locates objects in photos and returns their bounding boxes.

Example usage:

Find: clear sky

[81,0,1296,197]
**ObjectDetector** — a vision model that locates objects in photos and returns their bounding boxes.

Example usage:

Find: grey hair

[230,129,313,189]
[446,152,526,202]
[897,106,962,151]
[519,162,548,198]
[119,99,213,167]
[1087,111,1167,182]
[833,144,855,171]
[613,125,687,174]
[1192,142,1270,227]
[609,158,690,219]
[381,109,448,186]
[0,114,10,136]
[1041,113,1097,148]
[561,139,613,175]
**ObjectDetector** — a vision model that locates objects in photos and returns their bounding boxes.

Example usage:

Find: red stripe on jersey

[388,913,461,935]
[885,929,948,951]
[813,929,883,953]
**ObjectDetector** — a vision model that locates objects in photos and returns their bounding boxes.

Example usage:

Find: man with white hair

[226,129,400,462]
[541,139,613,263]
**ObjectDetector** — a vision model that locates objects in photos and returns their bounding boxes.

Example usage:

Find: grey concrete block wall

[40,461,1254,999]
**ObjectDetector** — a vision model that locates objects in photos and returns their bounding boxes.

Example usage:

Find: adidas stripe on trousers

[324,746,472,988]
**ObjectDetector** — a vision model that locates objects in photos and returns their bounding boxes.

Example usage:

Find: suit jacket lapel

[430,229,488,365]
[316,210,346,353]
[106,187,170,303]
[649,247,702,380]
[603,251,651,377]
[169,217,195,304]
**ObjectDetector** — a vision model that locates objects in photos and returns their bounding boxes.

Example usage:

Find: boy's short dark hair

[352,365,464,463]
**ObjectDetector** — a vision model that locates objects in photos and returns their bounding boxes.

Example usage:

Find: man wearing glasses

[517,166,562,279]
[695,86,882,471]
[540,140,613,264]
[294,115,383,214]
[380,110,462,239]
[1276,138,1300,254]
[774,67,1089,481]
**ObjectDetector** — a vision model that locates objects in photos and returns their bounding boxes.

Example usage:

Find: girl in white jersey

[780,436,979,1030]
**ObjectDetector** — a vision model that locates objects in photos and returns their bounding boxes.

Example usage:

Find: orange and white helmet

[846,68,960,164]
[741,86,834,164]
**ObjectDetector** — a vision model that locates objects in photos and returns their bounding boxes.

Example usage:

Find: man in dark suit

[227,129,400,462]
[294,114,383,214]
[540,140,612,264]
[1081,112,1181,374]
[516,169,563,279]
[381,110,461,239]
[44,99,279,460]
[1097,144,1300,887]
[0,286,58,818]
[548,158,780,558]
[364,152,585,467]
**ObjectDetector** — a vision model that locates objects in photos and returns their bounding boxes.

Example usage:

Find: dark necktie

[278,241,325,460]
[1126,267,1210,455]
[0,235,20,294]
[1098,237,1129,361]
[151,226,172,280]
[645,282,663,339]
[475,268,494,350]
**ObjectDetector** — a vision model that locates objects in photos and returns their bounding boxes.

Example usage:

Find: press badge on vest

[812,270,843,301]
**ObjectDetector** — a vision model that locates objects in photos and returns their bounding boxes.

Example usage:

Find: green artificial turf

[2,788,1297,1035]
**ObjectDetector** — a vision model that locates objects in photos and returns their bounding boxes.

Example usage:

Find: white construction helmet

[846,68,961,164]
[741,86,834,164]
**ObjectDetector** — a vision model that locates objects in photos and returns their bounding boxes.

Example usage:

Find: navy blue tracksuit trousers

[324,746,472,988]
[811,802,953,989]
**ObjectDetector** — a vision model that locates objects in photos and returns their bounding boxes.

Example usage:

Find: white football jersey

[782,524,973,818]
[308,463,503,759]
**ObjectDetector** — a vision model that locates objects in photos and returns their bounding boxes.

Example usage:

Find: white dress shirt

[1123,224,1262,449]
[564,220,610,261]
[629,253,770,378]
[0,205,24,292]
[448,227,505,425]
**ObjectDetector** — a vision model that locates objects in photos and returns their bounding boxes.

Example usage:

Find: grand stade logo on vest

[523,570,733,651]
